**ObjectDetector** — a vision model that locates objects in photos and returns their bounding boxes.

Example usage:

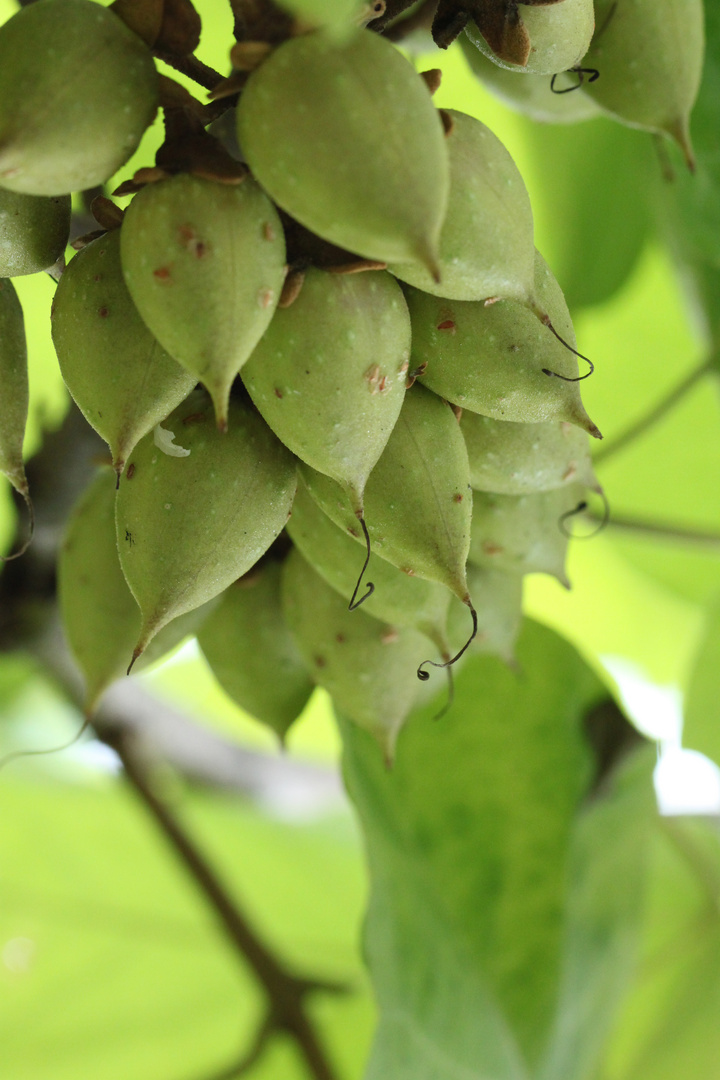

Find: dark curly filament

[348,516,375,610]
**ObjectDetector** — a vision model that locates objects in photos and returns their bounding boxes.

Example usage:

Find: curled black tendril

[541,320,595,382]
[0,717,91,775]
[417,603,478,681]
[348,516,375,610]
[432,665,455,722]
[558,490,611,539]
[550,66,600,94]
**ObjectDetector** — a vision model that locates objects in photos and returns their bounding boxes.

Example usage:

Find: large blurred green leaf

[682,595,720,765]
[600,817,720,1080]
[537,750,656,1080]
[0,772,372,1079]
[342,620,627,1078]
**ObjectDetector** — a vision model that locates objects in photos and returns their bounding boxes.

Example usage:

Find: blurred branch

[594,357,713,466]
[100,723,345,1080]
[599,513,720,547]
[0,402,347,1079]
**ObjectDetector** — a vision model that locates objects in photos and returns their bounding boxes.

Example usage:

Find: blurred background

[2,1,720,1078]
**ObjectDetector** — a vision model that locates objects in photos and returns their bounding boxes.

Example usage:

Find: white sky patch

[601,654,720,816]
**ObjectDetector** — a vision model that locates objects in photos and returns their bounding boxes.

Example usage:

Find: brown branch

[155,51,226,91]
[99,724,343,1080]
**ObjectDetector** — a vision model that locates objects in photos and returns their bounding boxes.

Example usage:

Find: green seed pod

[407,250,601,437]
[52,230,197,479]
[243,268,409,516]
[121,173,286,430]
[282,547,429,761]
[461,413,598,495]
[197,560,314,743]
[0,279,28,500]
[446,564,523,664]
[287,478,453,656]
[0,278,33,559]
[299,383,473,602]
[0,0,158,196]
[459,32,601,124]
[468,484,589,585]
[116,389,297,666]
[0,190,71,276]
[236,28,449,276]
[389,109,535,302]
[584,0,704,167]
[59,469,218,713]
[464,0,595,75]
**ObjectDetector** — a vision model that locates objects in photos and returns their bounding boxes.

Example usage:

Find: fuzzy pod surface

[116,390,297,664]
[121,173,286,429]
[0,0,158,195]
[237,28,449,275]
[52,230,197,478]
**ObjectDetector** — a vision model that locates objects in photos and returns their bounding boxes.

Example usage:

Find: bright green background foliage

[2,1,720,1078]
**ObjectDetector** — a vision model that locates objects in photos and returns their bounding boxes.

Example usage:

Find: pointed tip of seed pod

[113,459,125,489]
[83,695,99,721]
[127,645,143,676]
[666,116,696,173]
[209,385,231,433]
[1,482,35,562]
[557,572,572,591]
[414,237,443,284]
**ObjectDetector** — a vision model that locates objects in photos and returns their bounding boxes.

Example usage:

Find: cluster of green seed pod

[1,0,611,757]
[459,0,704,165]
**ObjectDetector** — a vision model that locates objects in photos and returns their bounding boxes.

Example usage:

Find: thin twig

[594,358,713,466]
[595,512,720,547]
[99,725,342,1080]
[155,51,226,92]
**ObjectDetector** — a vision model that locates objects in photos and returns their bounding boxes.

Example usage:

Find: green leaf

[599,818,720,1080]
[682,595,720,765]
[342,620,606,1075]
[537,749,657,1080]
[0,773,372,1080]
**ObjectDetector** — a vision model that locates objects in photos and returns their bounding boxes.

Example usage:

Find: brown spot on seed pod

[178,224,208,258]
[482,542,503,556]
[93,274,102,282]
[381,628,399,644]
[98,307,109,318]
[365,364,389,394]
[182,412,207,425]
[453,493,463,503]
[314,655,327,669]
[347,527,360,538]
[153,267,171,280]
[274,388,283,399]
[335,633,346,644]
[127,463,136,480]
[484,296,501,307]
[399,358,409,376]
[401,567,415,576]
[563,464,578,481]
[437,319,455,332]
[263,222,275,241]
[257,287,275,309]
